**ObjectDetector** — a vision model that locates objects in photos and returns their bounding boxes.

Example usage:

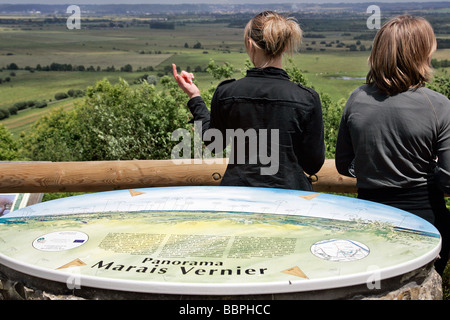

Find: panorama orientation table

[0,186,441,298]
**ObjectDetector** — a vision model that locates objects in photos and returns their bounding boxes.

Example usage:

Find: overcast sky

[0,0,447,4]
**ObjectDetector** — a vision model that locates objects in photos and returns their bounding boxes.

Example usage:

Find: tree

[19,107,84,161]
[0,124,18,160]
[20,78,192,161]
[121,64,133,72]
[206,59,234,80]
[6,63,18,70]
[146,75,158,85]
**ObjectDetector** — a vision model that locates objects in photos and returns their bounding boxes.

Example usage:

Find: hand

[172,64,201,99]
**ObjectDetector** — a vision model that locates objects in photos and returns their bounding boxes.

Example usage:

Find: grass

[0,21,448,137]
[2,98,80,137]
[0,70,149,108]
[0,48,373,138]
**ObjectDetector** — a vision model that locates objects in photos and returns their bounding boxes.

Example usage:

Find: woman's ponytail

[245,11,302,59]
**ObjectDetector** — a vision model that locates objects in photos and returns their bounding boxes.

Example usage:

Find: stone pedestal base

[0,262,442,300]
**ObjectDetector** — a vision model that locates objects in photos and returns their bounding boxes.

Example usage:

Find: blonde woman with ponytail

[173,11,325,191]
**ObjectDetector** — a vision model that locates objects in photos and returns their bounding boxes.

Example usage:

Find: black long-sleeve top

[187,67,325,191]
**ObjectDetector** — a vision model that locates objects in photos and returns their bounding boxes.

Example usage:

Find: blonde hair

[244,11,302,60]
[367,15,437,96]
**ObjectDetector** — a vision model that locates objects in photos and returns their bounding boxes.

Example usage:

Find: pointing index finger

[172,63,178,78]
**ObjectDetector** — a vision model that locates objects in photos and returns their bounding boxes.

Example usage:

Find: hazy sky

[0,0,447,4]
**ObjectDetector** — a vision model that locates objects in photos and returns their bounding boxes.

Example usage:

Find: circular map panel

[0,186,441,295]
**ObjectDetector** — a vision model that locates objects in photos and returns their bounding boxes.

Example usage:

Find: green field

[0,23,372,137]
[0,16,448,139]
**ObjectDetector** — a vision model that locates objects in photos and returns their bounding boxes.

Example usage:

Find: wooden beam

[0,159,357,193]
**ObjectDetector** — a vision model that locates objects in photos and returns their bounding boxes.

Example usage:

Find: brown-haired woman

[173,11,325,191]
[336,15,450,275]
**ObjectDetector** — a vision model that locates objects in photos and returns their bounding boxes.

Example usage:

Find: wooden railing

[0,159,357,194]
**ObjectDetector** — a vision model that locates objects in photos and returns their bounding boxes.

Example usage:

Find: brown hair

[367,15,437,96]
[244,11,302,59]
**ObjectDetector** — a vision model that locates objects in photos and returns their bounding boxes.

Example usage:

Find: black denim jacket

[187,67,325,191]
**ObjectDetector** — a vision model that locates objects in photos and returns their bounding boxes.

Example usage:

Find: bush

[7,105,18,115]
[35,100,48,108]
[13,101,28,110]
[20,78,192,161]
[0,124,18,160]
[19,108,82,161]
[54,92,68,100]
[67,89,84,97]
[26,100,37,108]
[427,72,450,99]
[0,109,9,120]
[146,75,158,85]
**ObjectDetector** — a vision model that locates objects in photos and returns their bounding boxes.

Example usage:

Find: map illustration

[0,186,441,295]
[310,239,370,262]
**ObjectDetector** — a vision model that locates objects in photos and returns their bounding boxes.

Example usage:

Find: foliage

[67,89,85,98]
[34,100,48,108]
[54,92,68,100]
[20,78,192,161]
[431,59,450,69]
[427,71,450,99]
[0,109,10,120]
[206,59,235,80]
[320,94,346,158]
[285,58,309,86]
[18,60,447,165]
[19,107,84,161]
[240,58,253,77]
[0,124,18,160]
